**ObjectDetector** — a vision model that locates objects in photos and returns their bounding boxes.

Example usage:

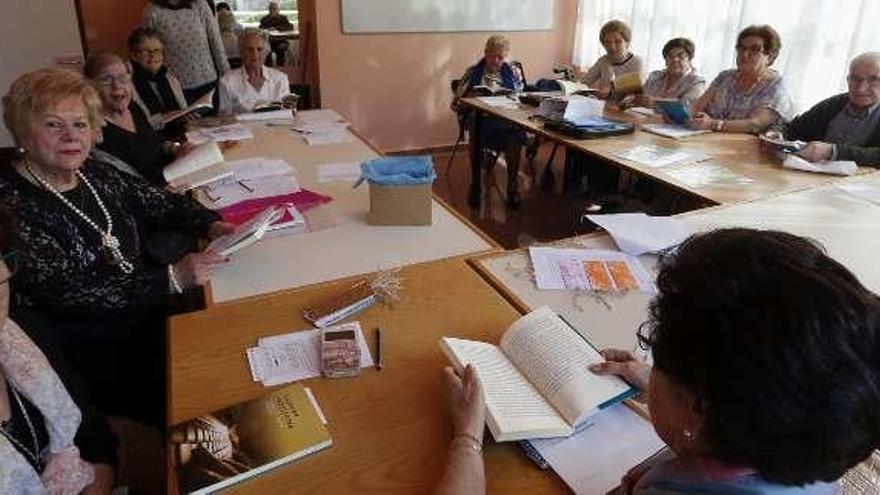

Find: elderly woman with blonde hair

[0,68,232,426]
[218,27,294,114]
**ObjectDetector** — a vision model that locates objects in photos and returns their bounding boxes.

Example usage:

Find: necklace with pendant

[0,384,44,471]
[25,163,134,274]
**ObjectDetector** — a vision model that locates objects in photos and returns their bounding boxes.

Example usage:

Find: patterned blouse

[634,455,839,495]
[642,69,706,107]
[142,0,231,90]
[702,69,794,123]
[0,158,219,311]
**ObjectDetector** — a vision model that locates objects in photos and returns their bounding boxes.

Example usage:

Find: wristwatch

[713,119,726,132]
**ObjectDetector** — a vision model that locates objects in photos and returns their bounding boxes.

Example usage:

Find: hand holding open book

[440,306,636,442]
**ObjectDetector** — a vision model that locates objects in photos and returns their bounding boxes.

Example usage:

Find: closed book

[170,384,332,494]
[218,189,333,227]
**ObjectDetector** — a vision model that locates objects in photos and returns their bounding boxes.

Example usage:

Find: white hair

[850,52,880,72]
[239,27,269,52]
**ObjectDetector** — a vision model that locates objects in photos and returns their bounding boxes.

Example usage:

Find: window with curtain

[573,0,880,114]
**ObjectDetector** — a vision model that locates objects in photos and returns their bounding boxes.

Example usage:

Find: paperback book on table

[440,306,636,442]
[170,384,332,494]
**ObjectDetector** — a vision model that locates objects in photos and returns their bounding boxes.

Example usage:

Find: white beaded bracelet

[168,264,183,294]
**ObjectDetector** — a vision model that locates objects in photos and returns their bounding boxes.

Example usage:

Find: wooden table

[207,109,497,304]
[470,173,880,352]
[168,257,569,494]
[460,96,864,208]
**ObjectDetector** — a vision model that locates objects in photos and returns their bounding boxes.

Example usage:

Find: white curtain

[573,0,880,113]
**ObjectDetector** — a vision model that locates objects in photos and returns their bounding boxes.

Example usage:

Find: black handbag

[543,116,635,139]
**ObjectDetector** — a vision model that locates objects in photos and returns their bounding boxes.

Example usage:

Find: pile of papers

[586,213,690,256]
[185,123,255,145]
[614,144,710,168]
[783,154,857,176]
[529,247,654,293]
[299,122,354,146]
[641,123,710,139]
[193,156,300,209]
[246,322,373,386]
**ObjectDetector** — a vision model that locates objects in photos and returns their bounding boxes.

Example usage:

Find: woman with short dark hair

[127,26,189,131]
[623,37,705,109]
[690,25,793,134]
[435,228,880,494]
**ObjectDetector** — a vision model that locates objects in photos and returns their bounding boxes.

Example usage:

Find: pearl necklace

[25,164,134,274]
[0,384,44,470]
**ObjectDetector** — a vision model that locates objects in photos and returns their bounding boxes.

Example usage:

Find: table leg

[467,110,484,209]
[540,142,559,191]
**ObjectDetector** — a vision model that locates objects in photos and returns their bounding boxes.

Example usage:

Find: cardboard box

[368,183,432,226]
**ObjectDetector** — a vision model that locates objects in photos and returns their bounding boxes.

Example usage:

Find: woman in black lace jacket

[0,68,233,425]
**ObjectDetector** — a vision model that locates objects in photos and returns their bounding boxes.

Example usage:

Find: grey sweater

[143,0,230,90]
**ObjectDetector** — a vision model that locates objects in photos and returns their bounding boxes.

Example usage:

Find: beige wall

[0,1,84,147]
[315,0,578,153]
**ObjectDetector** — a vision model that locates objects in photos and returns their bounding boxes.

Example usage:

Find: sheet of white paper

[476,96,519,108]
[783,155,857,176]
[296,122,351,134]
[249,322,374,386]
[586,213,689,256]
[625,106,656,117]
[197,175,301,209]
[294,109,347,126]
[563,95,605,121]
[187,123,255,143]
[225,157,295,180]
[528,247,654,293]
[236,109,294,122]
[664,162,754,188]
[304,131,354,146]
[529,403,666,495]
[317,163,362,183]
[641,123,711,139]
[614,145,710,168]
[836,182,880,206]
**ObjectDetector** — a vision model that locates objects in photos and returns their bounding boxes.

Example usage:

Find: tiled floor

[428,142,707,249]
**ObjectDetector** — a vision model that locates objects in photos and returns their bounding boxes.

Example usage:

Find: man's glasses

[0,251,19,285]
[847,74,880,88]
[137,48,163,56]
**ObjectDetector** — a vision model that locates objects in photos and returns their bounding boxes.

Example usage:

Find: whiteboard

[341,0,555,33]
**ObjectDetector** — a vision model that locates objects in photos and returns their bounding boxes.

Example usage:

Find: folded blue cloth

[355,156,436,187]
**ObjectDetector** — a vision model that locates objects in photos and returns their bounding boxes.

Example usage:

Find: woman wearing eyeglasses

[86,52,174,187]
[689,25,794,134]
[127,27,189,132]
[0,68,233,426]
[769,52,880,166]
[0,227,119,494]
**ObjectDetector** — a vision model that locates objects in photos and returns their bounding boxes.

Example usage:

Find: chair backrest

[511,61,527,88]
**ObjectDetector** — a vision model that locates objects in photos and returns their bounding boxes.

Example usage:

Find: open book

[558,79,598,96]
[472,85,514,97]
[164,141,233,192]
[161,89,214,125]
[205,205,285,256]
[440,306,635,442]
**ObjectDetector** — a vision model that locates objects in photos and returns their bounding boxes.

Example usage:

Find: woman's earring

[15,147,26,157]
[683,429,694,441]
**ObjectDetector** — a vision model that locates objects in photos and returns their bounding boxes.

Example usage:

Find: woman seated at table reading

[0,217,119,495]
[452,34,526,209]
[86,52,179,187]
[0,68,233,425]
[434,228,880,495]
[621,37,705,109]
[771,52,880,166]
[580,20,644,99]
[127,27,189,132]
[689,25,794,134]
[218,28,295,115]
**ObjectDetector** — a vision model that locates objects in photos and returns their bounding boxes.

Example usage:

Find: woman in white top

[622,38,706,109]
[218,28,293,114]
[581,20,644,98]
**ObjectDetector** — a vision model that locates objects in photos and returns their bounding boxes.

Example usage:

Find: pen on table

[237,180,254,192]
[375,327,383,371]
